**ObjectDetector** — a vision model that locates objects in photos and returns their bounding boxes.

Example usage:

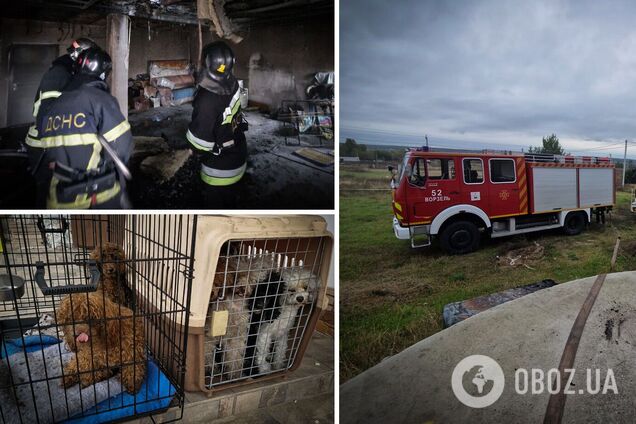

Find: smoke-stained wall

[0,14,334,127]
[0,18,106,127]
[200,17,334,112]
[128,21,196,78]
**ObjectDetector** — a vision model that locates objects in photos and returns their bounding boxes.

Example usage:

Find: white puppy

[254,267,318,373]
[206,251,274,381]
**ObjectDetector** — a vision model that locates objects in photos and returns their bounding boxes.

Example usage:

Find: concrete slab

[563,273,636,422]
[340,271,636,423]
[209,393,333,424]
[139,149,192,183]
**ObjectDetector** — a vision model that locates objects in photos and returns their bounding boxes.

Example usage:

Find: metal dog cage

[0,215,197,424]
[280,99,334,147]
[177,215,333,394]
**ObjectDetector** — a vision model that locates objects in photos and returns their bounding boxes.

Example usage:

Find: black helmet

[202,42,235,81]
[76,48,112,81]
[67,37,98,61]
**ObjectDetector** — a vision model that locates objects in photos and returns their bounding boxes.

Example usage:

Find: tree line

[341,138,403,161]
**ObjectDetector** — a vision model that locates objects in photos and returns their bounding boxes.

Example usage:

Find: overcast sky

[340,0,636,158]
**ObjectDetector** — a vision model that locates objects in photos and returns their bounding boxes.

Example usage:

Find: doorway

[7,44,58,126]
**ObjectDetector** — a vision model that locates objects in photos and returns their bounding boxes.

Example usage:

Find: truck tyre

[563,212,586,236]
[440,221,480,255]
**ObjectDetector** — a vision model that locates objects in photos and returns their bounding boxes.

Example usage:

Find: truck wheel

[440,221,480,255]
[563,212,586,235]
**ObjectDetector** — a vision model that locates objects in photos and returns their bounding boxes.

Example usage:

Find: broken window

[463,159,484,184]
[427,158,456,180]
[490,159,516,183]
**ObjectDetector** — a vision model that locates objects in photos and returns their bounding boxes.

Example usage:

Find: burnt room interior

[0,0,334,209]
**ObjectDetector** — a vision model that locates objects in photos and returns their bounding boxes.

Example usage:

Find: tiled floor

[211,393,334,424]
[131,332,334,423]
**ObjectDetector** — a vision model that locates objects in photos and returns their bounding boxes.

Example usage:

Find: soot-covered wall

[200,16,334,112]
[0,18,197,128]
[0,18,106,127]
[128,21,197,78]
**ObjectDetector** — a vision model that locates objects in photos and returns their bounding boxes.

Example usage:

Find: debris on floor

[127,105,334,209]
[131,136,171,164]
[496,241,545,268]
[140,149,192,184]
[599,301,635,343]
[149,60,192,78]
[154,74,195,90]
[442,279,557,327]
[293,147,334,166]
[130,60,197,110]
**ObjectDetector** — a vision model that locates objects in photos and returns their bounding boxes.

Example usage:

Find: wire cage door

[204,235,328,389]
[0,215,197,424]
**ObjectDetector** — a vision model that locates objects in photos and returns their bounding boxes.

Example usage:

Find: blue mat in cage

[1,336,175,423]
[1,335,62,357]
[66,358,175,424]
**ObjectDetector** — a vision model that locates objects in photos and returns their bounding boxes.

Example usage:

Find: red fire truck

[390,149,615,254]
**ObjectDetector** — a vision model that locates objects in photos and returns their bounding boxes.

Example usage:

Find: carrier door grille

[205,236,327,388]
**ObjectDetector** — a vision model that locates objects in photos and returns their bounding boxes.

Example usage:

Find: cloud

[341,0,636,158]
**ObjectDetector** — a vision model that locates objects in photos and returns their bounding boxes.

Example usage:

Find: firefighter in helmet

[32,37,98,120]
[26,48,133,209]
[27,38,99,206]
[187,41,247,207]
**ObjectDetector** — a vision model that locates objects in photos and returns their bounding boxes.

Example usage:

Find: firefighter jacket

[186,74,247,186]
[25,78,133,209]
[32,55,74,119]
[27,55,74,185]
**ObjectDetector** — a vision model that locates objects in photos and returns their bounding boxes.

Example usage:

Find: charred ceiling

[225,0,333,25]
[2,0,333,29]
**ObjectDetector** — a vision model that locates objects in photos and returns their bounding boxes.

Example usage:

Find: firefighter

[32,37,98,120]
[187,41,247,208]
[26,48,133,209]
[26,38,98,206]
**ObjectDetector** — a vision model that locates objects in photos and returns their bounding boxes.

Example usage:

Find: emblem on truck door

[470,192,481,201]
[499,190,510,201]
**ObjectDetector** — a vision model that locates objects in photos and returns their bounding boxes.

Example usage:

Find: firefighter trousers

[201,178,244,209]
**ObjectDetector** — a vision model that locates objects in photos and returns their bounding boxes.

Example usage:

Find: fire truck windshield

[409,158,427,186]
[397,155,409,185]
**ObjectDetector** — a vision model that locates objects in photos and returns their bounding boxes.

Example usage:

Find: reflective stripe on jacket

[26,79,133,209]
[187,81,247,186]
[32,55,74,119]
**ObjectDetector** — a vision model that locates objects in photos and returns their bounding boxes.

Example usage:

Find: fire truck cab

[391,149,614,254]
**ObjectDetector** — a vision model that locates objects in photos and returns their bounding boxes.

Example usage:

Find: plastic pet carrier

[170,216,333,394]
[0,215,197,423]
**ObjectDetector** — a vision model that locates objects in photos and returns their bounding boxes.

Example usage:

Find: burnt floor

[127,105,334,210]
[0,106,334,210]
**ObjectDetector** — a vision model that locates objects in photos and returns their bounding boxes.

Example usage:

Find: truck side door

[406,157,459,224]
[460,158,489,213]
[487,158,521,217]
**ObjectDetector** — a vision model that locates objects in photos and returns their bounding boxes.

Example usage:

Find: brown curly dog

[57,291,146,394]
[90,242,132,307]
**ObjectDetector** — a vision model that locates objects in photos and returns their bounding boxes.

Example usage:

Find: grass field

[340,165,636,382]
